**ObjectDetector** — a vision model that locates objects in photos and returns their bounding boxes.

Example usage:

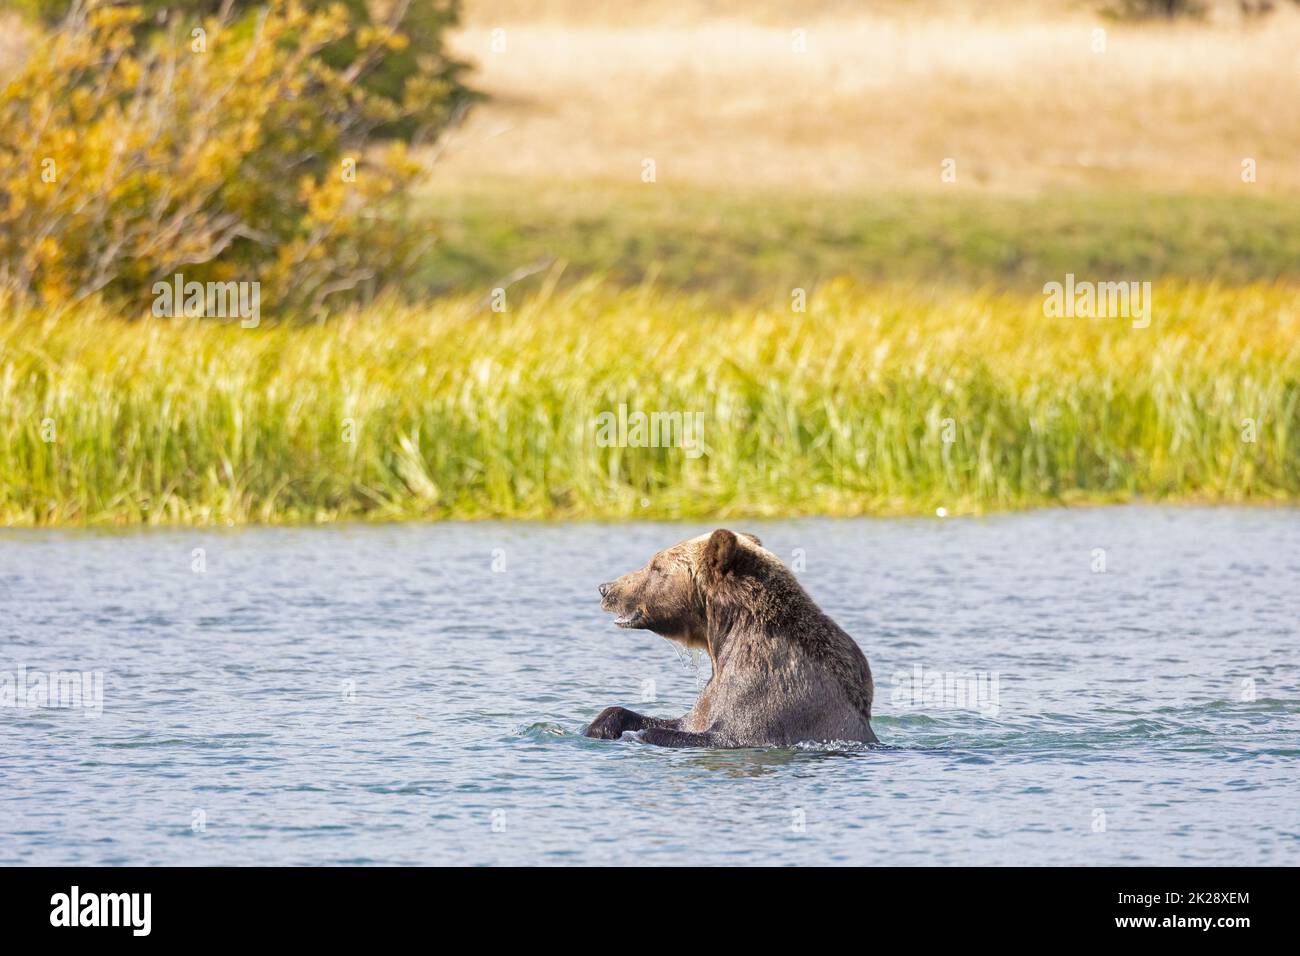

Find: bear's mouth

[612,609,647,628]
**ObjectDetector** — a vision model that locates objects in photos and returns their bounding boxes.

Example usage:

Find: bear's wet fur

[586,529,877,748]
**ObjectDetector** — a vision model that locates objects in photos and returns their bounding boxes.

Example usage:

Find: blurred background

[5,0,1299,304]
[1,1,1297,523]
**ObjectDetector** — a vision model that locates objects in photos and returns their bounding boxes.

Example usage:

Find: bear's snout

[598,579,623,614]
[598,578,648,628]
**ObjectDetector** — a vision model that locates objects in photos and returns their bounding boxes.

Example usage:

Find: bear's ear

[701,529,738,585]
[739,532,762,547]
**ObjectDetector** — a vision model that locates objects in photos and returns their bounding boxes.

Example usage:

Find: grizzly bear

[585,529,878,747]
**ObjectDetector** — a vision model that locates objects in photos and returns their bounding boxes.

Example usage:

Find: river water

[2,506,1297,865]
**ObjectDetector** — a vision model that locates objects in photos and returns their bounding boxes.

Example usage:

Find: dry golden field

[437,0,1300,193]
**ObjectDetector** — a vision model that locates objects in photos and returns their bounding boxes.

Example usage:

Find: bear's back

[704,611,876,746]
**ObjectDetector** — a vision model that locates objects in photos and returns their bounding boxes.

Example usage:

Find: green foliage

[1101,0,1206,19]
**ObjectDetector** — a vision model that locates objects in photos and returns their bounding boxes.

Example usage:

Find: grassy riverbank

[5,4,1300,527]
[3,279,1297,526]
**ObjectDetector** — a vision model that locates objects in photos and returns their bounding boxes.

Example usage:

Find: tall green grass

[2,279,1298,526]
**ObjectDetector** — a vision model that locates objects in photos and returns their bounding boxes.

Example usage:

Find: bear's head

[598,529,765,651]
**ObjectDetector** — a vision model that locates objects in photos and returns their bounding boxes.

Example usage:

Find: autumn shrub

[0,1,472,315]
[16,0,474,141]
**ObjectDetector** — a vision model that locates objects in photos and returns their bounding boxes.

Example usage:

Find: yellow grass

[3,280,1298,526]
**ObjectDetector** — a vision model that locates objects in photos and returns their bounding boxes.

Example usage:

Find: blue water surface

[1,506,1297,865]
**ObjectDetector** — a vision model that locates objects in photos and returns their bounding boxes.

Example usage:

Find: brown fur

[586,529,877,748]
